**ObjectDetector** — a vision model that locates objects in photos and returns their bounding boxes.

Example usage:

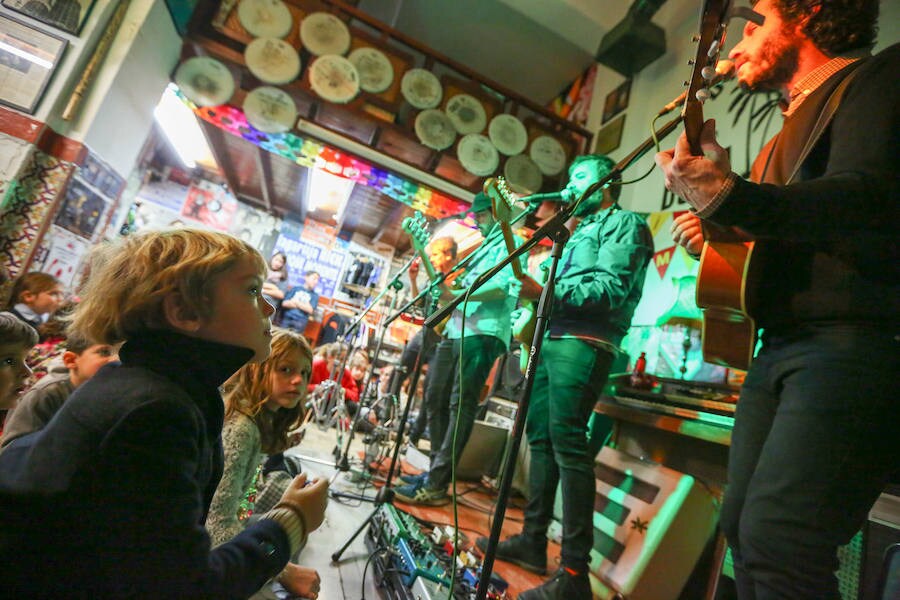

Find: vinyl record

[400,69,442,110]
[348,47,394,94]
[243,86,297,133]
[174,57,235,107]
[237,0,293,39]
[488,114,528,156]
[309,55,360,104]
[445,93,487,135]
[457,134,499,177]
[414,109,457,151]
[503,154,543,195]
[299,12,351,56]
[244,37,301,85]
[529,135,567,176]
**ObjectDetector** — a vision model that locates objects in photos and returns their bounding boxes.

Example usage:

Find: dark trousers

[523,337,614,572]
[425,335,505,490]
[721,324,898,599]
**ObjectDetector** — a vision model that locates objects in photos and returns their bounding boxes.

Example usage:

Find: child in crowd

[261,251,290,325]
[24,299,76,382]
[5,272,64,329]
[1,331,121,448]
[309,342,358,402]
[0,229,328,598]
[0,312,38,412]
[281,270,320,334]
[207,328,319,598]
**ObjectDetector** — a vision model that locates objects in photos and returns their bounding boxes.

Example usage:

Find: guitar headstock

[682,0,732,155]
[401,211,432,253]
[483,176,517,224]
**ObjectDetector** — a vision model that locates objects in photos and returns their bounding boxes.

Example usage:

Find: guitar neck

[414,246,439,281]
[497,221,524,279]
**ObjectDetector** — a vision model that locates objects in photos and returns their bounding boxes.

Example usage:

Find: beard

[739,34,800,92]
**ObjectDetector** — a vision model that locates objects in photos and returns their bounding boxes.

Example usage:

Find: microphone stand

[422,113,685,600]
[331,274,448,561]
[332,257,416,473]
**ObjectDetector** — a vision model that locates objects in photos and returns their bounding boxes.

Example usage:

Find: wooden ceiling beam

[254,148,273,211]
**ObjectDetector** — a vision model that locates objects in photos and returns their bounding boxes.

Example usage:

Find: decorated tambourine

[445,93,487,135]
[299,12,351,56]
[348,47,393,94]
[488,114,528,156]
[237,0,293,39]
[243,86,297,133]
[457,134,499,177]
[414,109,457,151]
[529,135,567,176]
[245,37,301,84]
[503,154,543,195]
[174,56,235,107]
[309,55,360,104]
[401,69,442,110]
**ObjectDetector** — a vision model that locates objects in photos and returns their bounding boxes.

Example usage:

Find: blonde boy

[0,333,121,448]
[0,229,328,598]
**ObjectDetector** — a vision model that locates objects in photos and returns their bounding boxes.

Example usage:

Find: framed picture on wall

[601,79,631,125]
[2,0,95,36]
[0,13,66,113]
[594,113,626,155]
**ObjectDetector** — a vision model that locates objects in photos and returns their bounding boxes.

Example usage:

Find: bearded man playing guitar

[478,154,653,599]
[655,2,898,598]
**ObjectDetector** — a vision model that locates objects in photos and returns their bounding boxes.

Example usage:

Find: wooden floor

[279,425,560,599]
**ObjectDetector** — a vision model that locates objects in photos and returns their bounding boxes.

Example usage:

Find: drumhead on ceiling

[488,114,528,156]
[309,54,360,104]
[503,154,543,195]
[243,86,298,133]
[457,133,499,177]
[299,12,351,57]
[400,69,442,110]
[174,56,235,107]
[445,93,487,135]
[414,109,457,151]
[245,37,301,85]
[237,0,293,39]
[348,47,394,94]
[529,135,567,176]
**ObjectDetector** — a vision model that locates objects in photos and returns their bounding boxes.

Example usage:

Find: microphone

[657,59,735,117]
[519,188,575,205]
[433,210,470,223]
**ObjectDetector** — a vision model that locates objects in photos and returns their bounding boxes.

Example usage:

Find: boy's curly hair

[0,312,38,348]
[69,229,266,345]
[224,328,312,454]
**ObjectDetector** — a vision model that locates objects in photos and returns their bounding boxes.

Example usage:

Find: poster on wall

[54,177,107,239]
[0,14,67,114]
[41,225,90,288]
[275,221,349,300]
[180,182,236,231]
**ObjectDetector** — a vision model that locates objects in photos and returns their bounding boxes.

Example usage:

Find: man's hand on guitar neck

[655,119,733,214]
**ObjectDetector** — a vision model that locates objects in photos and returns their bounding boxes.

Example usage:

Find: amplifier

[588,446,719,600]
[484,396,518,426]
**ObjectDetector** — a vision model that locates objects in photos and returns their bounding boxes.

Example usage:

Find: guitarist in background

[395,193,523,505]
[479,154,653,599]
[655,1,898,598]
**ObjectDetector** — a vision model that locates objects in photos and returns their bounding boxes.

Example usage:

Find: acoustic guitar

[683,0,759,371]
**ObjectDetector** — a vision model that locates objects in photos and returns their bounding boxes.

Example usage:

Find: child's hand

[279,473,328,532]
[278,563,321,599]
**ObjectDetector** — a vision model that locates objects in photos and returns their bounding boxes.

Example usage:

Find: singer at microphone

[518,188,576,205]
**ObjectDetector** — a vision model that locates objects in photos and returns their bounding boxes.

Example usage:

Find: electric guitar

[683,0,759,371]
[482,177,541,356]
[401,211,450,332]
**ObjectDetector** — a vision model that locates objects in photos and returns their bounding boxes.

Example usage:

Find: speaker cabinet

[588,446,719,600]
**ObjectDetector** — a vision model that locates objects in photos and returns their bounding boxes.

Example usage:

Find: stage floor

[276,424,558,599]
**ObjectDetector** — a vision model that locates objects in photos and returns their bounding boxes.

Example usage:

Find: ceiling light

[153,83,216,169]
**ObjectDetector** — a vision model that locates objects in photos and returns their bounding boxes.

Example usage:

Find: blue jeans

[721,323,899,599]
[426,335,505,490]
[523,337,615,572]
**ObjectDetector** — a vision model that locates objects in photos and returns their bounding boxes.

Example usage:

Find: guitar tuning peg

[692,34,700,42]
[701,65,717,80]
[687,59,695,66]
[682,80,689,87]
[695,88,711,103]
[707,39,720,58]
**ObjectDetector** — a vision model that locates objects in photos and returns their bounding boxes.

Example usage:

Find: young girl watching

[0,229,328,598]
[6,272,64,328]
[208,328,319,598]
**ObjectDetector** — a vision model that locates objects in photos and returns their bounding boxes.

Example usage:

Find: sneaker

[393,480,449,506]
[398,471,428,485]
[475,533,547,575]
[517,568,591,600]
